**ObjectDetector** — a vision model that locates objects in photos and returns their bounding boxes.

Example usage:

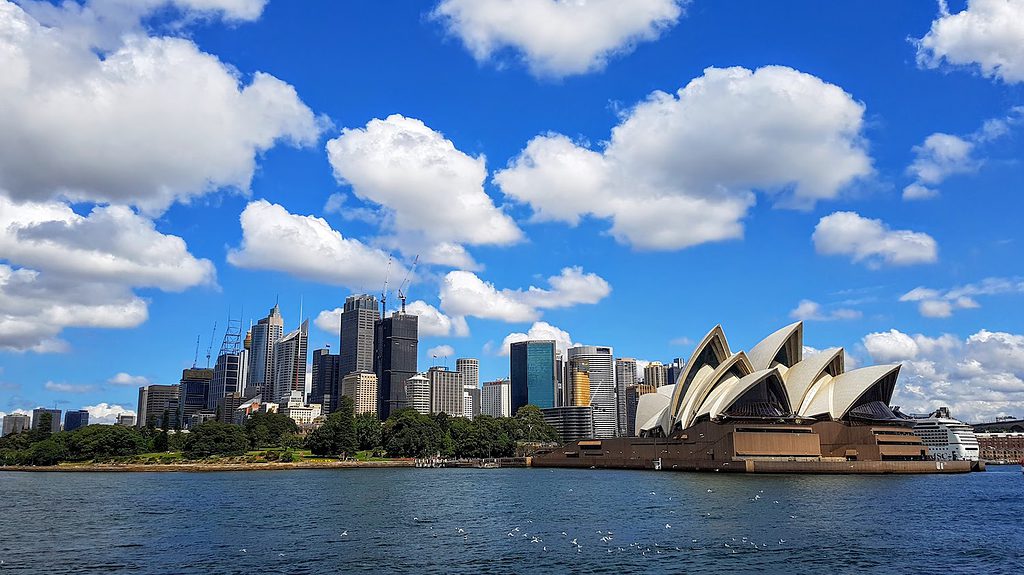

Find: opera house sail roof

[638,322,903,437]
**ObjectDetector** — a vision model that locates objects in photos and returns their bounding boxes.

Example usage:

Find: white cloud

[813,212,938,268]
[428,344,455,358]
[326,114,522,268]
[496,66,872,250]
[108,372,149,386]
[669,336,693,347]
[863,327,1024,421]
[227,200,402,289]
[439,267,611,323]
[902,183,939,201]
[44,381,96,393]
[82,402,136,424]
[403,300,470,338]
[313,308,342,335]
[900,277,1024,318]
[0,0,323,214]
[500,321,575,356]
[789,299,863,321]
[917,0,1024,84]
[431,0,683,77]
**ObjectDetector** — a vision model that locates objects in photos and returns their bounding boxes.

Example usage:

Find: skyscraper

[136,385,179,429]
[405,373,431,415]
[2,413,30,436]
[428,366,463,416]
[374,311,418,419]
[569,357,591,407]
[311,347,340,413]
[274,319,309,403]
[339,294,379,380]
[667,357,686,387]
[63,410,89,432]
[247,304,284,398]
[456,358,480,418]
[510,340,556,413]
[615,358,638,436]
[178,367,213,429]
[341,371,378,416]
[32,408,62,432]
[481,379,511,418]
[625,384,656,436]
[644,361,668,388]
[208,318,246,412]
[567,345,616,438]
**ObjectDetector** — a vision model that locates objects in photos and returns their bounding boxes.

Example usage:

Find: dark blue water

[0,466,1021,574]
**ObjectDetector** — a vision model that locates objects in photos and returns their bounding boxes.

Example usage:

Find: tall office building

[568,345,616,438]
[405,373,431,415]
[510,340,557,413]
[341,371,378,416]
[311,348,340,413]
[247,304,284,398]
[667,357,686,387]
[178,367,213,429]
[32,408,62,433]
[274,319,308,403]
[481,379,511,418]
[2,413,30,436]
[374,311,418,419]
[63,410,89,432]
[428,366,463,416]
[339,294,379,381]
[137,385,179,429]
[456,358,480,419]
[644,361,668,388]
[541,406,594,442]
[625,384,656,437]
[209,353,243,411]
[569,357,591,407]
[615,358,638,436]
[555,352,567,406]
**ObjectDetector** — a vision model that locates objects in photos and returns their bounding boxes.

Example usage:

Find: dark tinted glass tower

[178,367,213,428]
[208,353,242,410]
[510,340,556,413]
[63,410,89,432]
[311,348,341,413]
[374,311,418,419]
[340,294,379,381]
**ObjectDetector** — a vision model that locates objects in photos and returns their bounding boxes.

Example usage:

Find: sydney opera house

[533,322,981,474]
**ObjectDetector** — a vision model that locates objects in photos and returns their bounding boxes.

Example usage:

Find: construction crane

[192,335,200,368]
[397,255,419,314]
[205,321,217,368]
[380,254,393,316]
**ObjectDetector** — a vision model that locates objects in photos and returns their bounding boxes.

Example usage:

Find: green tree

[354,412,382,451]
[31,412,53,442]
[23,438,67,466]
[514,405,560,442]
[183,421,249,459]
[153,430,169,452]
[244,411,300,448]
[67,425,146,460]
[382,408,446,458]
[306,396,357,457]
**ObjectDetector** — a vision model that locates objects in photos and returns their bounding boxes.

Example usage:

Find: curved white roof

[663,325,731,434]
[636,393,671,434]
[677,352,754,429]
[783,347,844,414]
[800,364,900,419]
[748,321,803,370]
[694,367,788,421]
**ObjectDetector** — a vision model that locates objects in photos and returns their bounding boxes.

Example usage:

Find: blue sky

[1,0,1022,423]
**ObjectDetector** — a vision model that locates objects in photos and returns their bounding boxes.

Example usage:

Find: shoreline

[0,460,418,473]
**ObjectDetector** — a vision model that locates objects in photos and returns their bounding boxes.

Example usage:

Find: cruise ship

[905,407,980,461]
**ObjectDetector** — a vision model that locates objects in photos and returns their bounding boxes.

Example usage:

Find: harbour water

[1,466,1021,574]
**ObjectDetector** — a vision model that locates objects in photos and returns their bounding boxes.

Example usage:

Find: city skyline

[1,1,1023,425]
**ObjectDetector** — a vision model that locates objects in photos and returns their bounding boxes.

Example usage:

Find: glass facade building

[63,410,89,432]
[374,312,418,419]
[510,340,556,413]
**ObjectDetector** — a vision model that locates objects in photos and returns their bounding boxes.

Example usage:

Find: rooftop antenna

[192,335,200,368]
[397,255,419,314]
[380,254,393,317]
[205,321,217,368]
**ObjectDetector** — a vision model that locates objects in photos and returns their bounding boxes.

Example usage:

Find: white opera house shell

[636,322,901,437]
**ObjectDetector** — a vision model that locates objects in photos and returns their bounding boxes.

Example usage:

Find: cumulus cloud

[0,1,323,214]
[496,66,872,250]
[326,115,522,268]
[916,0,1024,84]
[789,299,862,321]
[903,108,1022,200]
[500,321,575,356]
[82,402,135,424]
[107,372,149,386]
[431,0,684,77]
[44,381,96,393]
[403,300,470,337]
[227,200,402,289]
[313,308,343,335]
[439,267,611,322]
[863,327,1024,421]
[428,344,455,358]
[813,212,938,268]
[900,277,1024,318]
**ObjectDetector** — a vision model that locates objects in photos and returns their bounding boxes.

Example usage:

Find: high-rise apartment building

[63,410,89,432]
[2,413,30,436]
[510,340,556,413]
[177,367,213,429]
[311,348,340,413]
[481,379,511,418]
[374,311,418,419]
[625,384,656,436]
[428,366,463,416]
[341,371,378,416]
[339,294,379,381]
[615,358,638,436]
[273,319,308,403]
[567,346,616,438]
[644,361,668,388]
[247,304,284,398]
[32,408,62,432]
[405,373,431,415]
[137,385,179,429]
[457,358,480,419]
